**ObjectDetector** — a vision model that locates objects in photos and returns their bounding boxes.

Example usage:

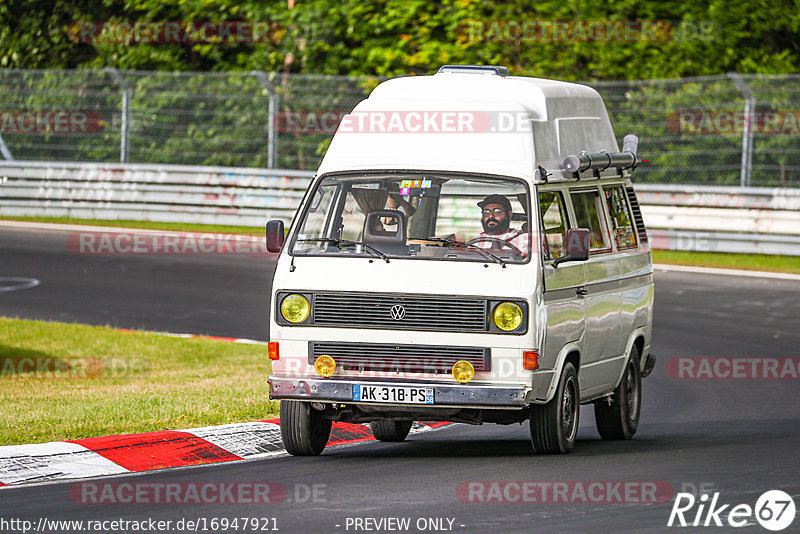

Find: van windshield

[290,173,531,264]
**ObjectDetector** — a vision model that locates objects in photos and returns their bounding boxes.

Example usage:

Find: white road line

[0,277,40,293]
[654,263,800,281]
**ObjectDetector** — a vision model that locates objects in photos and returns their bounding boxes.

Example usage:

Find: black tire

[279,400,332,456]
[530,362,579,454]
[370,420,413,442]
[594,345,642,440]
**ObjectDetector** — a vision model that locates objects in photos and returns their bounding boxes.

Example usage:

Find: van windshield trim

[287,171,533,265]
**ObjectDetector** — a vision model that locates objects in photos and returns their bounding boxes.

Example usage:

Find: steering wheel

[464,236,523,256]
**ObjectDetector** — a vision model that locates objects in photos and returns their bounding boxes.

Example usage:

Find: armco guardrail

[0,161,312,227]
[635,184,800,256]
[1,162,798,255]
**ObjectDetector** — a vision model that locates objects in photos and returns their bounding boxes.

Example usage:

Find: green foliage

[1,1,798,181]
[2,0,799,79]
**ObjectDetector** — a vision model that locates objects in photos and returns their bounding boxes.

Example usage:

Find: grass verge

[651,250,800,274]
[0,317,278,446]
[0,216,261,235]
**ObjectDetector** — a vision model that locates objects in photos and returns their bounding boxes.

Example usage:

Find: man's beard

[482,217,510,234]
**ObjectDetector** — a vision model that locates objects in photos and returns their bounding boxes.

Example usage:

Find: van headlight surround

[492,301,523,332]
[280,293,311,323]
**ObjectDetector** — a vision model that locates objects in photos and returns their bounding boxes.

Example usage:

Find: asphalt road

[2,226,799,533]
[0,226,275,339]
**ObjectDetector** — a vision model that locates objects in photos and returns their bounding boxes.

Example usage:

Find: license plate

[352,384,434,404]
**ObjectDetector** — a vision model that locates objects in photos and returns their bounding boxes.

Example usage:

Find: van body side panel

[618,251,655,335]
[541,262,586,375]
[581,255,624,396]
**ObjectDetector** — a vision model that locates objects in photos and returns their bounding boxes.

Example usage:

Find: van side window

[538,191,568,260]
[604,186,638,249]
[570,189,611,252]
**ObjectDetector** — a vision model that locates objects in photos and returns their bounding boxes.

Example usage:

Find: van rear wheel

[370,420,413,442]
[529,362,579,454]
[594,345,641,440]
[279,400,332,456]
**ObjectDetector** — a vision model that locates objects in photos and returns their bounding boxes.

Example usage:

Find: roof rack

[437,65,509,76]
[561,134,641,180]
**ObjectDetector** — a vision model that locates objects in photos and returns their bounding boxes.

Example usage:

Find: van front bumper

[269,376,531,408]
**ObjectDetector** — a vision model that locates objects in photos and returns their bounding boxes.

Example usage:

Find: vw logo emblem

[389,305,406,320]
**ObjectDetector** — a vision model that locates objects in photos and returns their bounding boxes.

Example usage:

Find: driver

[474,194,530,256]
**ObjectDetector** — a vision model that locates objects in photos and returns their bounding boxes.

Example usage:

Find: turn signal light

[452,360,475,383]
[523,350,539,370]
[268,342,280,360]
[314,355,336,377]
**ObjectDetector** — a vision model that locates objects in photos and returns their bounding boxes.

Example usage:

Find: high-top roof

[316,68,619,180]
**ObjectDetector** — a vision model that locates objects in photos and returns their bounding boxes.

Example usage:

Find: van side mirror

[265,220,285,253]
[552,228,590,268]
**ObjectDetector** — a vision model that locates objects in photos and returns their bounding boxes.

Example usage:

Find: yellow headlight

[314,355,336,377]
[452,360,475,383]
[493,302,523,331]
[280,294,310,323]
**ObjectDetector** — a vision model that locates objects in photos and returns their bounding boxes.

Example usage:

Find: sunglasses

[482,208,507,216]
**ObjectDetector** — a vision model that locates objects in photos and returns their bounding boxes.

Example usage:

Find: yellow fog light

[492,302,523,331]
[452,360,475,383]
[314,355,336,377]
[280,294,310,323]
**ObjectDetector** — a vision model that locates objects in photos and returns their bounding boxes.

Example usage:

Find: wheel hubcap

[625,362,639,421]
[562,377,577,440]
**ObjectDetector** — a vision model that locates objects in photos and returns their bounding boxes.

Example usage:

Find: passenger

[474,194,530,256]
[384,193,415,224]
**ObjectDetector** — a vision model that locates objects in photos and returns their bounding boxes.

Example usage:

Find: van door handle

[575,287,588,297]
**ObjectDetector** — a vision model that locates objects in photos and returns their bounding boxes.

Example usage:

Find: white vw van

[266,65,655,455]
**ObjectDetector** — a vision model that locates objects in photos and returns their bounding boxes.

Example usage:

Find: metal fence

[2,161,799,255]
[1,69,799,187]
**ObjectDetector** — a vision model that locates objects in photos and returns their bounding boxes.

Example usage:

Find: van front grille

[312,292,487,332]
[309,341,490,373]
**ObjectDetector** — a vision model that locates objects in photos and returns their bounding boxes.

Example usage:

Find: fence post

[252,71,279,168]
[0,133,13,160]
[728,72,755,187]
[105,68,131,163]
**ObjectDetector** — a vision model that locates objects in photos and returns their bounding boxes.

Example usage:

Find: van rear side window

[570,189,611,252]
[604,186,638,250]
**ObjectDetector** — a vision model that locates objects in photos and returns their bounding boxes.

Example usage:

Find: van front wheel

[529,362,579,454]
[279,400,332,456]
[594,346,642,440]
[370,420,413,442]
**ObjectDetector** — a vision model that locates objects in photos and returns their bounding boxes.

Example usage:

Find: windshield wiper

[420,237,506,267]
[296,238,390,263]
